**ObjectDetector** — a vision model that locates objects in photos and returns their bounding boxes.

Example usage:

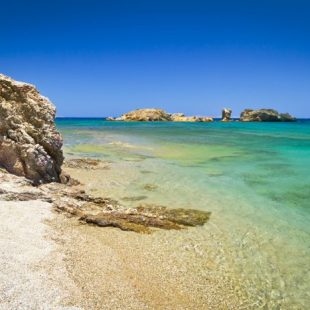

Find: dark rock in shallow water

[240,109,296,122]
[80,203,211,233]
[51,187,211,233]
[0,166,211,233]
[64,158,110,170]
[0,74,64,183]
[122,195,148,202]
[143,183,158,191]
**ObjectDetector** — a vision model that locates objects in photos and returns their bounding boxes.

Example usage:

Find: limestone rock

[221,108,232,122]
[108,109,214,122]
[0,74,64,183]
[240,109,296,122]
[171,114,213,122]
[118,109,171,121]
[0,169,211,234]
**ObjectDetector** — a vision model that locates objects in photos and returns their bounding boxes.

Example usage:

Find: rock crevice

[0,74,64,183]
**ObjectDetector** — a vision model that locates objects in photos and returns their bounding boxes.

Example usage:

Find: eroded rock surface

[221,108,232,122]
[240,109,296,122]
[117,109,172,121]
[0,74,63,183]
[171,114,213,122]
[0,170,211,234]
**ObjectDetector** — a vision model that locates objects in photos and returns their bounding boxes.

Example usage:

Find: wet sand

[0,168,243,309]
[50,212,241,309]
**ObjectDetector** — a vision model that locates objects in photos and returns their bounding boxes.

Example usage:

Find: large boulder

[240,109,296,122]
[0,74,64,184]
[221,108,232,122]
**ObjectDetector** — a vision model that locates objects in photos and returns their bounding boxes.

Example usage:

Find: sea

[56,118,310,308]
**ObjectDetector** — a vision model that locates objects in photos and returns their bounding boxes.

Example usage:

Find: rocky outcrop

[0,169,211,234]
[0,74,63,184]
[117,109,171,121]
[240,109,296,122]
[109,109,214,122]
[221,108,232,122]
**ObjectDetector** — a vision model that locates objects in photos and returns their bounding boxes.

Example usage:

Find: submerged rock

[240,109,296,122]
[79,203,211,234]
[143,183,158,191]
[122,195,148,202]
[0,170,211,234]
[64,158,110,170]
[221,108,232,122]
[0,74,64,183]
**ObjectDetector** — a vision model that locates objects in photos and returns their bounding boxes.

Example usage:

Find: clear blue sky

[1,0,309,117]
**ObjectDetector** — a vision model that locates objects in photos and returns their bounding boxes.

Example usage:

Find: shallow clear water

[57,118,310,308]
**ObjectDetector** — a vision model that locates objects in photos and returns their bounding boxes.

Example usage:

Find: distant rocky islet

[107,107,296,122]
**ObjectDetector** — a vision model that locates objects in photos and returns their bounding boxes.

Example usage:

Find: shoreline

[0,161,243,309]
[1,153,309,309]
[50,211,241,309]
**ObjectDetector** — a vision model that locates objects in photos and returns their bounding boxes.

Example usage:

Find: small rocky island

[108,107,296,122]
[107,108,214,122]
[240,109,296,122]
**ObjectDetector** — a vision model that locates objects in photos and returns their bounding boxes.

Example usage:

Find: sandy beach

[0,201,80,309]
[0,167,242,310]
[50,212,241,309]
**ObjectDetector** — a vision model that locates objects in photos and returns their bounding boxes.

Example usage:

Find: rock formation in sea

[117,108,172,121]
[240,109,296,122]
[0,74,64,183]
[221,108,232,122]
[109,108,214,122]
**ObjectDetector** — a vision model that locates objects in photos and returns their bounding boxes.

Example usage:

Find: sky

[1,0,309,117]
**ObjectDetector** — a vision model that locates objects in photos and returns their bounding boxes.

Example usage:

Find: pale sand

[0,201,80,310]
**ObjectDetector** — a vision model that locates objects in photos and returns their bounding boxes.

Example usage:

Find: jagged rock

[221,108,232,122]
[0,74,63,183]
[240,109,296,122]
[0,169,211,234]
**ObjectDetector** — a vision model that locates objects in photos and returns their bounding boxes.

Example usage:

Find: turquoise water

[57,118,310,308]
